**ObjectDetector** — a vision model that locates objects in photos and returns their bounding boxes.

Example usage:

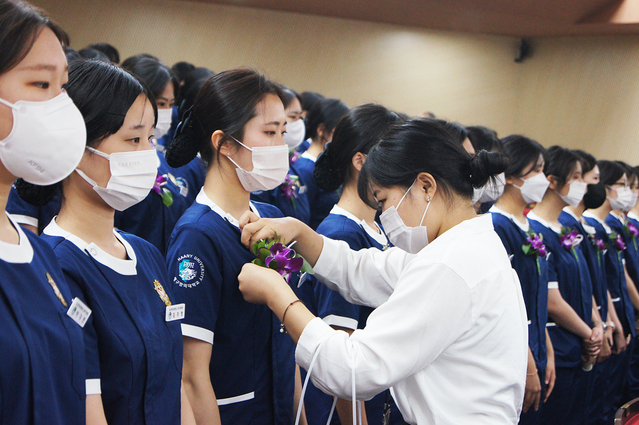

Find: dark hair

[616,161,636,186]
[87,42,119,64]
[467,126,503,154]
[440,121,468,146]
[121,53,159,66]
[305,98,349,141]
[17,60,157,206]
[572,150,597,175]
[121,56,178,102]
[171,61,195,83]
[0,0,67,75]
[501,134,545,178]
[165,68,285,168]
[543,146,580,188]
[64,45,81,63]
[177,67,214,118]
[314,104,403,192]
[598,160,627,187]
[78,47,110,63]
[357,118,508,206]
[300,91,323,112]
[281,86,302,110]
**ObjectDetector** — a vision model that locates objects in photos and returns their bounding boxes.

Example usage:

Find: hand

[598,330,612,362]
[239,212,302,253]
[544,353,557,403]
[583,325,603,356]
[522,371,542,413]
[612,328,627,354]
[238,263,287,305]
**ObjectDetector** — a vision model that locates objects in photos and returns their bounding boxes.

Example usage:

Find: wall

[31,0,639,164]
[32,0,520,133]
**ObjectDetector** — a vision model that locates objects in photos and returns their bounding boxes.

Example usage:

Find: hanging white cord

[295,336,332,425]
[325,397,338,425]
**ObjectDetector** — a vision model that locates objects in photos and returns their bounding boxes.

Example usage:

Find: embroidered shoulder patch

[174,254,205,288]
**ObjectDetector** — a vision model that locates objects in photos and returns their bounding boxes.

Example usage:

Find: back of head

[300,91,323,112]
[501,134,545,177]
[616,161,636,186]
[467,126,503,154]
[314,104,403,192]
[171,61,196,83]
[64,46,81,63]
[543,145,580,187]
[0,0,66,75]
[177,67,214,116]
[357,118,508,206]
[87,42,119,64]
[17,59,155,205]
[78,47,110,63]
[305,97,349,141]
[121,56,178,101]
[598,160,626,186]
[165,67,285,168]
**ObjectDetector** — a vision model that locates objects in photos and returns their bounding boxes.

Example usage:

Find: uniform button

[89,247,98,256]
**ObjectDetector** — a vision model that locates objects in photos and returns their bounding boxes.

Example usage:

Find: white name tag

[67,298,91,328]
[166,303,185,322]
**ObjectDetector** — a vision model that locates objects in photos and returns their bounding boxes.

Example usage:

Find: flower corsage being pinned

[559,227,583,261]
[522,231,547,274]
[251,232,314,283]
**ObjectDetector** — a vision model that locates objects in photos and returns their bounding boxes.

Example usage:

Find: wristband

[280,299,303,334]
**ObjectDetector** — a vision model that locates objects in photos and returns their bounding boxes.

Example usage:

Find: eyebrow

[129,124,146,130]
[264,121,282,126]
[156,97,172,101]
[19,64,64,72]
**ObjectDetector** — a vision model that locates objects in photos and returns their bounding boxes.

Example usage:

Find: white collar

[610,211,626,225]
[0,212,34,264]
[562,208,596,235]
[489,205,529,232]
[329,205,388,246]
[301,151,317,162]
[526,211,562,234]
[195,189,260,228]
[43,218,137,275]
[629,212,639,222]
[583,211,613,234]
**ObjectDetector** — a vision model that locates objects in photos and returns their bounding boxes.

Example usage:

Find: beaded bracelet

[280,299,304,334]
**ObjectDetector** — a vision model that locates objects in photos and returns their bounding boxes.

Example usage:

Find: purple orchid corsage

[625,221,639,250]
[522,231,546,274]
[152,173,174,207]
[559,228,582,251]
[611,231,627,252]
[289,151,301,165]
[280,174,300,208]
[252,233,314,283]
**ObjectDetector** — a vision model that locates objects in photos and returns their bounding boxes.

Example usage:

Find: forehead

[120,95,154,129]
[253,94,285,123]
[15,27,66,72]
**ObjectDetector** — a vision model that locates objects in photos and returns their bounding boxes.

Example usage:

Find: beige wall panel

[32,0,519,131]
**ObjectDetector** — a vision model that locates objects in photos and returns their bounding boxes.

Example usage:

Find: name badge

[166,303,185,322]
[67,298,92,328]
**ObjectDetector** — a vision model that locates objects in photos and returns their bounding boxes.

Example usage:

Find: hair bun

[165,111,200,168]
[15,179,59,207]
[468,150,509,188]
[314,146,346,192]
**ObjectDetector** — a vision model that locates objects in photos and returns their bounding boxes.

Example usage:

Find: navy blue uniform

[6,184,61,234]
[528,212,593,425]
[166,190,296,425]
[294,153,339,230]
[42,221,183,425]
[491,208,549,425]
[0,215,85,424]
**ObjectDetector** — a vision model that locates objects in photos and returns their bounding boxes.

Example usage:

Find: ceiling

[182,0,639,37]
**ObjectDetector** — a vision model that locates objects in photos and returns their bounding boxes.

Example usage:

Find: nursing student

[558,150,616,425]
[295,97,349,229]
[489,135,555,425]
[164,68,300,425]
[302,104,404,425]
[238,118,528,425]
[17,60,192,425]
[626,164,639,402]
[0,1,87,423]
[583,160,636,422]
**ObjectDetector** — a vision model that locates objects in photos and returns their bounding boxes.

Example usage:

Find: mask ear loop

[396,179,417,211]
[419,195,431,227]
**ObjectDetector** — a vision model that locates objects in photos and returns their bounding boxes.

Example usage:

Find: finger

[240,220,265,248]
[239,210,260,231]
[522,393,532,413]
[534,392,541,411]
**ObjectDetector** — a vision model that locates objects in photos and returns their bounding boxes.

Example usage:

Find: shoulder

[558,211,576,227]
[253,201,284,218]
[317,215,364,240]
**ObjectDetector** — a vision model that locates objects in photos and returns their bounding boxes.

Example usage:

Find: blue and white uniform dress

[293,152,339,230]
[528,211,593,425]
[559,209,608,425]
[6,184,61,234]
[41,220,183,425]
[166,189,296,425]
[583,211,635,424]
[491,207,549,425]
[301,205,403,425]
[0,213,85,425]
[115,151,192,256]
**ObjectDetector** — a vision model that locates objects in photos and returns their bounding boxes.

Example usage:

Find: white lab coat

[296,215,528,424]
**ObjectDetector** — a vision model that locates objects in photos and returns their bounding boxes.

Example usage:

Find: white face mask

[153,108,172,140]
[283,119,305,150]
[76,147,160,211]
[379,180,430,254]
[473,172,506,204]
[0,92,86,185]
[226,136,289,192]
[557,180,588,208]
[609,186,633,211]
[512,172,550,204]
[627,192,639,212]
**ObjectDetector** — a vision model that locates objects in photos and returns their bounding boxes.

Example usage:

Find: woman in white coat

[237,118,529,425]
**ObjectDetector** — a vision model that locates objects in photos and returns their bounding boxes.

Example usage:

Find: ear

[547,174,558,190]
[316,123,326,140]
[211,130,236,157]
[416,172,437,199]
[505,175,518,185]
[352,152,366,172]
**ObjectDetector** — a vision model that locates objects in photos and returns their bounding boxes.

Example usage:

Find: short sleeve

[166,225,222,345]
[546,251,559,289]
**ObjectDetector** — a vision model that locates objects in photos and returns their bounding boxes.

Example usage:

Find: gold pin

[46,272,68,307]
[153,279,171,306]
